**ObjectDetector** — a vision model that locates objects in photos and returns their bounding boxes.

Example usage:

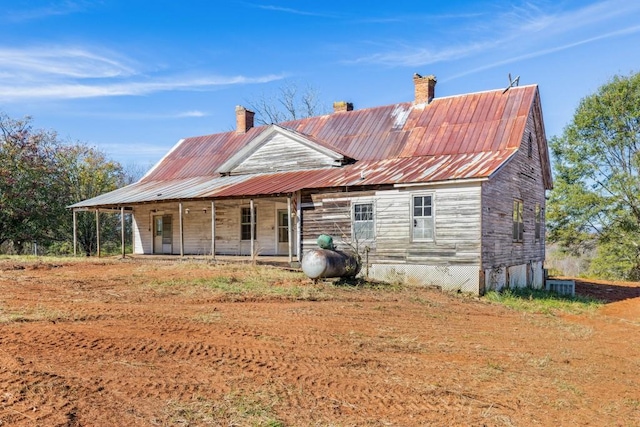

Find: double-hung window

[535,203,542,242]
[353,203,374,241]
[513,200,524,242]
[412,195,434,240]
[241,207,257,240]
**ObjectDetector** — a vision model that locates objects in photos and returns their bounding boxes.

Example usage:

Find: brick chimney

[235,105,255,133]
[413,73,437,104]
[333,101,354,113]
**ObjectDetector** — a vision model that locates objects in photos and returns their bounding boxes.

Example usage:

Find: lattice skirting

[367,264,481,294]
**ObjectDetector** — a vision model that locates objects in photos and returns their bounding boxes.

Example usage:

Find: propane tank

[301,249,361,279]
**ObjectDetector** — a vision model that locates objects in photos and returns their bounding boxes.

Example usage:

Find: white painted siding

[131,198,297,256]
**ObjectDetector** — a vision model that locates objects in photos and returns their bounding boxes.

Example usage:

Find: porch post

[73,209,77,257]
[296,191,302,261]
[211,200,216,259]
[179,202,184,257]
[250,198,255,259]
[95,209,100,258]
[121,207,125,258]
[287,195,293,263]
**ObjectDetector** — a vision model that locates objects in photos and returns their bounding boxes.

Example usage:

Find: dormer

[217,124,352,176]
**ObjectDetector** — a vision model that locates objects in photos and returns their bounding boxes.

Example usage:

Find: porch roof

[69,149,513,209]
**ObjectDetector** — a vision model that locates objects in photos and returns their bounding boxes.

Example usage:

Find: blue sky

[1,0,639,170]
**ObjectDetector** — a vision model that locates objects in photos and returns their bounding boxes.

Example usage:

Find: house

[70,74,553,294]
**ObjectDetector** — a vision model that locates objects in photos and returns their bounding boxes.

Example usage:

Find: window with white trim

[412,195,434,240]
[241,207,257,240]
[353,202,374,241]
[513,200,524,242]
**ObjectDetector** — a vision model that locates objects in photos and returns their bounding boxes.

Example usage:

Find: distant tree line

[0,112,140,256]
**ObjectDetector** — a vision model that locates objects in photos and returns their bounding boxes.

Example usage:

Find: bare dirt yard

[0,258,638,427]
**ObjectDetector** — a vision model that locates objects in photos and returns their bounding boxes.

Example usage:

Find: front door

[277,209,290,255]
[153,215,173,254]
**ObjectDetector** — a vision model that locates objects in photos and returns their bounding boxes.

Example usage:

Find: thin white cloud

[177,111,208,118]
[350,0,640,67]
[251,4,338,18]
[444,23,640,82]
[0,46,136,78]
[3,1,89,22]
[0,74,285,101]
[0,43,286,102]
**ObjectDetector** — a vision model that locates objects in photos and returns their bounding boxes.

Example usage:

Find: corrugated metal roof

[72,85,547,209]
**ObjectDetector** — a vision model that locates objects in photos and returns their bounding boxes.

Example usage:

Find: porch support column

[95,209,100,258]
[250,199,255,259]
[211,201,216,260]
[287,195,293,263]
[73,209,77,257]
[121,207,125,258]
[179,202,184,257]
[296,191,302,261]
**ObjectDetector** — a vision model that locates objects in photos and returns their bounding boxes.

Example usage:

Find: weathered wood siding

[301,182,482,266]
[132,198,295,256]
[233,133,340,175]
[481,107,547,270]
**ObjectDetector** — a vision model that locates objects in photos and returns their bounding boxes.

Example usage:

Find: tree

[547,71,640,280]
[246,80,327,125]
[57,144,127,256]
[0,113,68,252]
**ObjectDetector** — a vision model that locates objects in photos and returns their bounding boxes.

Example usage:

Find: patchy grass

[484,287,603,315]
[164,389,283,426]
[0,304,72,323]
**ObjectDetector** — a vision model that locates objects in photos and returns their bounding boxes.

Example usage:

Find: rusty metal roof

[72,84,548,209]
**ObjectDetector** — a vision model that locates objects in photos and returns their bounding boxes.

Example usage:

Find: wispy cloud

[4,1,89,22]
[0,74,285,101]
[249,3,338,18]
[0,45,285,102]
[444,23,640,82]
[0,47,136,78]
[349,0,640,68]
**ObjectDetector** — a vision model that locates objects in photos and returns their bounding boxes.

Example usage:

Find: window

[528,133,533,158]
[412,195,434,240]
[278,210,289,243]
[241,207,257,240]
[353,203,374,241]
[535,203,542,241]
[513,200,524,242]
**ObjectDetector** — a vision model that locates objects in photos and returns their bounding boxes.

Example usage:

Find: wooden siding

[301,183,482,267]
[481,106,547,270]
[232,133,341,175]
[132,198,295,256]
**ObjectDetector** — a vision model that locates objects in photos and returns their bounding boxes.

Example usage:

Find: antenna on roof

[502,73,520,94]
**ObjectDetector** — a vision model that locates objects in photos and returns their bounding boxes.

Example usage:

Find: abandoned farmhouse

[71,74,553,294]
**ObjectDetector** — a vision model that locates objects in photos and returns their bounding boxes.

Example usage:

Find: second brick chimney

[235,105,255,133]
[333,101,354,113]
[413,73,437,104]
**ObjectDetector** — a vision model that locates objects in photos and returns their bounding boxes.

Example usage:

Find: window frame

[352,201,375,242]
[411,194,435,242]
[513,199,524,243]
[240,206,257,241]
[534,203,542,242]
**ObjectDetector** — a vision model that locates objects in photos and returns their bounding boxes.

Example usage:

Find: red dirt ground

[0,259,638,426]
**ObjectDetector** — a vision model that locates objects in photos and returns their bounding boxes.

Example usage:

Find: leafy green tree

[0,113,68,252]
[57,144,126,256]
[547,72,640,280]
